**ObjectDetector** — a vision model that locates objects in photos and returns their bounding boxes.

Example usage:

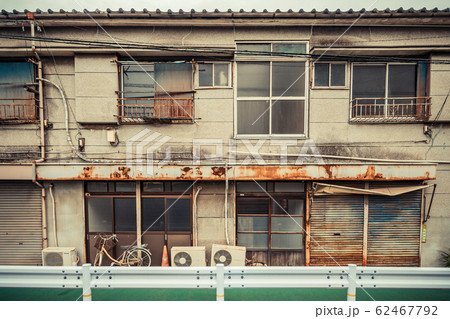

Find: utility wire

[0,33,450,64]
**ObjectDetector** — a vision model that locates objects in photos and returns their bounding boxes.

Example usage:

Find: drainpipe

[224,162,230,245]
[29,18,47,249]
[32,162,48,249]
[29,19,45,163]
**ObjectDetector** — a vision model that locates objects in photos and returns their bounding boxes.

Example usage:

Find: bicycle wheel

[126,248,152,266]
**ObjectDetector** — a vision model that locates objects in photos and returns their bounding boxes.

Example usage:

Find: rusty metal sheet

[34,164,437,181]
[367,190,422,267]
[309,195,364,266]
[0,182,42,266]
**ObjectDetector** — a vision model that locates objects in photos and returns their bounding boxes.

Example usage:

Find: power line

[0,33,450,64]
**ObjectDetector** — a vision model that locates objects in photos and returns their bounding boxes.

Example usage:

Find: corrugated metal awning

[313,182,433,196]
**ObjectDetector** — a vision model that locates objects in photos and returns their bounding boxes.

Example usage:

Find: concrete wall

[44,181,85,264]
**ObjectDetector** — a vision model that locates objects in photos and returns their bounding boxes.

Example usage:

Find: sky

[1,0,449,11]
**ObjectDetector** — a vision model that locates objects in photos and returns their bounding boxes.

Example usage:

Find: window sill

[233,135,307,140]
[311,86,349,90]
[195,86,233,90]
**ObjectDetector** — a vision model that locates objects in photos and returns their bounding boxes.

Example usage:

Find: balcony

[350,97,431,123]
[117,97,195,123]
[0,98,39,123]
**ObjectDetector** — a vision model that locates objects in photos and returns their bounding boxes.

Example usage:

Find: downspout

[224,162,230,245]
[49,183,58,247]
[29,19,45,163]
[32,162,48,249]
[193,186,202,246]
[29,17,48,249]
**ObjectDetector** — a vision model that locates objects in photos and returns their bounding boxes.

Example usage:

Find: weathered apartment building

[0,8,449,268]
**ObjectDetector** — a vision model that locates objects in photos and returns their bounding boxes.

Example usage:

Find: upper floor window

[235,42,308,137]
[118,62,195,123]
[314,62,346,88]
[351,63,430,123]
[0,61,37,123]
[197,62,231,88]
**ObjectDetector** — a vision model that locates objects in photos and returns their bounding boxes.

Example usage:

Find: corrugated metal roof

[0,7,449,18]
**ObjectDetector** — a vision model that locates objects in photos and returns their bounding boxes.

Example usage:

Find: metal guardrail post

[347,264,357,301]
[216,264,225,301]
[82,264,92,301]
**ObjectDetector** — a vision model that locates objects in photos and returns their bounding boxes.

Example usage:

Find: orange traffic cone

[161,245,169,266]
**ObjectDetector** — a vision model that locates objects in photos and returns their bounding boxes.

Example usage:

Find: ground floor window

[85,181,193,266]
[236,181,306,266]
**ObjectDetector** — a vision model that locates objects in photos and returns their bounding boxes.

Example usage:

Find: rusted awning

[313,182,434,196]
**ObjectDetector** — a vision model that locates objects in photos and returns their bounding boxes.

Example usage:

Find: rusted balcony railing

[0,98,39,122]
[350,97,431,123]
[117,98,195,123]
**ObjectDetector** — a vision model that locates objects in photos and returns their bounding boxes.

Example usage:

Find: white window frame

[234,41,309,139]
[312,62,348,89]
[196,62,232,89]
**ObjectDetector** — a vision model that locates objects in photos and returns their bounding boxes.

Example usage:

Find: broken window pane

[214,63,229,86]
[198,63,213,86]
[237,62,270,97]
[331,64,346,86]
[314,63,329,87]
[237,100,270,134]
[271,100,305,134]
[272,199,304,215]
[272,62,305,96]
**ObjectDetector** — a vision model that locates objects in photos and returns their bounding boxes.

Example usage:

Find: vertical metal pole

[82,263,92,301]
[347,264,357,301]
[216,264,225,301]
[136,181,142,248]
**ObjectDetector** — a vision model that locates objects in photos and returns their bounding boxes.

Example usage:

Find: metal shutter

[0,182,42,265]
[310,195,364,266]
[367,191,422,266]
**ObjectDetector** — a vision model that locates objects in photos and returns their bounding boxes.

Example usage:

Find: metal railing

[1,264,449,301]
[0,98,39,122]
[350,97,431,123]
[117,97,194,123]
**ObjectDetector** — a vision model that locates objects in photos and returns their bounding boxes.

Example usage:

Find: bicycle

[93,233,152,266]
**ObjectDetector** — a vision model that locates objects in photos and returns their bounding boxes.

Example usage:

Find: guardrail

[0,264,449,301]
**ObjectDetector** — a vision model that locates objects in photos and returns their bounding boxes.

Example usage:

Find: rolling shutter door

[0,182,43,265]
[367,190,422,266]
[310,195,364,266]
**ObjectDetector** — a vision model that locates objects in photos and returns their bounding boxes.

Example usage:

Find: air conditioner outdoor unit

[42,247,78,266]
[171,246,206,267]
[211,244,246,267]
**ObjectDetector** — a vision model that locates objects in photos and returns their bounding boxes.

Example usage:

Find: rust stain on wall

[79,166,94,178]
[211,166,226,177]
[178,167,193,179]
[118,166,131,179]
